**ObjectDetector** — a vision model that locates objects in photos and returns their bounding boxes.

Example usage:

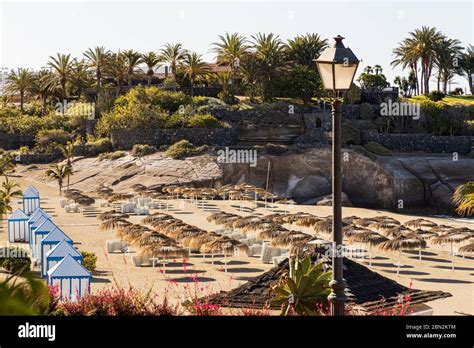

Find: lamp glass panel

[334,63,357,90]
[316,62,335,90]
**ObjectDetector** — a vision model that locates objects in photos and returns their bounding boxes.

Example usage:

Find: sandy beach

[1,173,473,315]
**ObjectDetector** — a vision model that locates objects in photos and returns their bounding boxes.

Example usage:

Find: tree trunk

[190,78,194,97]
[469,73,474,94]
[42,95,47,116]
[147,74,151,87]
[20,91,24,112]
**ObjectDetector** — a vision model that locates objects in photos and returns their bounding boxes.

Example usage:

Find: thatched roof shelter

[431,231,471,245]
[349,231,388,246]
[379,236,427,273]
[138,244,188,258]
[206,248,451,312]
[133,231,176,247]
[141,213,173,225]
[183,232,220,250]
[107,193,134,202]
[256,228,288,241]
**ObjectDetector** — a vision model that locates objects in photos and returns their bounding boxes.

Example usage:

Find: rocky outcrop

[17,148,473,215]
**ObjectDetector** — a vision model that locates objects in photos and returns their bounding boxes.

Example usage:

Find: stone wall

[0,133,35,150]
[362,131,471,154]
[111,128,239,150]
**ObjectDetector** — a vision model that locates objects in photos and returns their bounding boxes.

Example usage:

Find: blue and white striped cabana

[22,186,40,216]
[27,208,51,240]
[41,228,73,277]
[31,219,59,260]
[45,240,83,276]
[28,214,50,252]
[47,254,91,302]
[7,208,29,243]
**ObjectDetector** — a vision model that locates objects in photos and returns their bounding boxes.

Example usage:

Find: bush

[359,103,375,121]
[0,248,31,275]
[364,141,392,156]
[166,140,196,159]
[187,114,221,128]
[426,91,445,102]
[35,129,72,153]
[98,151,126,161]
[82,138,113,156]
[95,86,192,136]
[344,84,362,104]
[279,64,322,103]
[131,144,155,157]
[342,122,362,145]
[420,101,466,135]
[80,251,97,273]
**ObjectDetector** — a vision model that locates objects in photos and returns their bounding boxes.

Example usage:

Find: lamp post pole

[328,96,346,316]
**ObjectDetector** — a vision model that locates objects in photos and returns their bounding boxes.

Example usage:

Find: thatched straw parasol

[352,218,379,228]
[270,231,311,248]
[133,231,176,247]
[431,231,471,270]
[99,218,132,232]
[242,221,280,234]
[404,218,437,230]
[97,210,130,221]
[458,242,474,255]
[256,228,288,241]
[141,213,173,225]
[349,231,388,266]
[107,193,134,202]
[200,236,248,272]
[342,226,373,238]
[313,218,348,235]
[379,226,413,239]
[379,236,427,275]
[294,215,323,228]
[184,232,220,251]
[429,224,453,234]
[116,224,151,242]
[138,244,188,272]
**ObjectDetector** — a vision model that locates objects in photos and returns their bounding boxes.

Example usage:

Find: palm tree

[159,43,185,91]
[251,33,285,101]
[0,153,16,179]
[29,69,58,116]
[433,37,463,93]
[364,66,373,74]
[0,178,22,213]
[392,44,420,95]
[84,46,110,88]
[212,32,249,69]
[392,26,443,94]
[285,33,328,69]
[48,53,72,98]
[239,53,261,102]
[123,50,142,88]
[141,52,161,86]
[459,45,474,94]
[107,52,128,96]
[182,51,210,96]
[374,64,382,75]
[5,68,33,112]
[70,59,92,98]
[61,142,74,190]
[453,182,474,216]
[45,164,72,196]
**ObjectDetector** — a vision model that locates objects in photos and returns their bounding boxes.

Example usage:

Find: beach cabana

[7,208,29,243]
[27,208,51,238]
[31,219,58,260]
[47,254,91,302]
[22,186,40,215]
[41,228,73,277]
[45,240,83,276]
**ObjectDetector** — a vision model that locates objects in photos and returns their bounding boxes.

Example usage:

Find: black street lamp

[314,35,359,316]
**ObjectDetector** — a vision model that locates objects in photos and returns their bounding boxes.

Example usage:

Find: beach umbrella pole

[451,242,454,271]
[397,249,401,276]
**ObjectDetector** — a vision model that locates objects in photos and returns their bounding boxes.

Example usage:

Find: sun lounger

[246,244,262,257]
[106,240,128,253]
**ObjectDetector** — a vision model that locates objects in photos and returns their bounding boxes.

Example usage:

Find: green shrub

[364,141,392,156]
[352,145,376,161]
[35,129,72,152]
[359,103,375,121]
[80,251,97,273]
[131,144,155,157]
[166,140,196,159]
[0,248,31,275]
[344,84,362,104]
[192,96,226,107]
[83,138,113,156]
[187,114,221,128]
[342,122,362,145]
[420,101,466,135]
[98,151,126,161]
[426,91,445,102]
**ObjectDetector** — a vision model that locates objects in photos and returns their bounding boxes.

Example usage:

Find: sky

[0,0,472,90]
